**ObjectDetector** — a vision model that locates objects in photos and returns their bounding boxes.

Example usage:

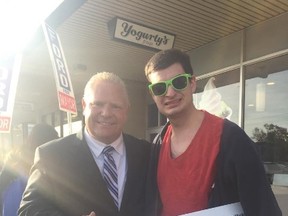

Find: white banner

[180,202,244,216]
[0,54,22,133]
[42,22,77,115]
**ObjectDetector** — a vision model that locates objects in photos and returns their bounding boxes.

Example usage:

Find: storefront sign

[42,22,77,114]
[110,17,175,51]
[0,54,22,133]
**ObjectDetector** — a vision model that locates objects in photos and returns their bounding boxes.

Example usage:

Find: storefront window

[194,69,240,125]
[147,103,167,128]
[147,103,167,142]
[245,55,288,187]
[148,103,158,128]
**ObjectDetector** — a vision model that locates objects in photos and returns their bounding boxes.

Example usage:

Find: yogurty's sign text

[111,18,175,51]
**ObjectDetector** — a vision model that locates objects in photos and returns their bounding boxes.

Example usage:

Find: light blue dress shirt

[84,129,127,209]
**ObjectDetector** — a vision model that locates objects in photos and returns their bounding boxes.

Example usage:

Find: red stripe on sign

[0,116,11,132]
[58,91,77,113]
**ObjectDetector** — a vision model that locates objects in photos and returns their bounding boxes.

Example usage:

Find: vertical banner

[42,22,77,115]
[0,54,22,133]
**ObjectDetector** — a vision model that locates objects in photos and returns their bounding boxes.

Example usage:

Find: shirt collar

[84,128,124,157]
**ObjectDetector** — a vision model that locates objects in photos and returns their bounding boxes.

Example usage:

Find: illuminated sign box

[109,17,175,51]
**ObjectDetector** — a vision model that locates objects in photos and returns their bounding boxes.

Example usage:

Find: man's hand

[82,211,96,216]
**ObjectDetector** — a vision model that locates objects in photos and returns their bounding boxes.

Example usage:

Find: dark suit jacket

[18,130,152,216]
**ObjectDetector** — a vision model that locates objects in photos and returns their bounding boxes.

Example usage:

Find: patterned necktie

[103,146,118,208]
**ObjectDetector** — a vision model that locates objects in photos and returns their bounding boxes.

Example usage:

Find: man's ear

[190,76,197,93]
[82,98,87,115]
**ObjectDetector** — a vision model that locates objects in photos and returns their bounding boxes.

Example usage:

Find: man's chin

[95,134,117,144]
[162,107,181,117]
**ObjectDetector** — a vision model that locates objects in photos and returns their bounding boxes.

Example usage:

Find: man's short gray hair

[83,71,130,105]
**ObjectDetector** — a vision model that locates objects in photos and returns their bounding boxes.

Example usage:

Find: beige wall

[123,80,147,139]
[188,12,288,76]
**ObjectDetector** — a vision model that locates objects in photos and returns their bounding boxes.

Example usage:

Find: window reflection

[194,69,240,125]
[194,59,288,186]
[244,55,288,193]
[245,55,288,186]
[245,69,288,137]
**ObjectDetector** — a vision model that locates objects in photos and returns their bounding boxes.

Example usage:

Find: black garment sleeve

[209,120,282,216]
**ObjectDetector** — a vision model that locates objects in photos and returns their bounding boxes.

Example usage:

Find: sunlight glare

[0,0,63,59]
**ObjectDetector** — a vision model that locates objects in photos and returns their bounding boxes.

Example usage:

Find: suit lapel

[120,135,146,210]
[75,131,118,211]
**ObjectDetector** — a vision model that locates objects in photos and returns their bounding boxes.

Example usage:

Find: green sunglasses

[148,73,192,96]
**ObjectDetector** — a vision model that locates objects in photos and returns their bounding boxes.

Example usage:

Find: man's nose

[165,84,176,96]
[101,105,113,116]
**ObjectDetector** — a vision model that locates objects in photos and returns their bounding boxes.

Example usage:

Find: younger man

[145,49,282,216]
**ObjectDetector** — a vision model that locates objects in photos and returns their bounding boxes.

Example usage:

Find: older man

[18,72,152,216]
